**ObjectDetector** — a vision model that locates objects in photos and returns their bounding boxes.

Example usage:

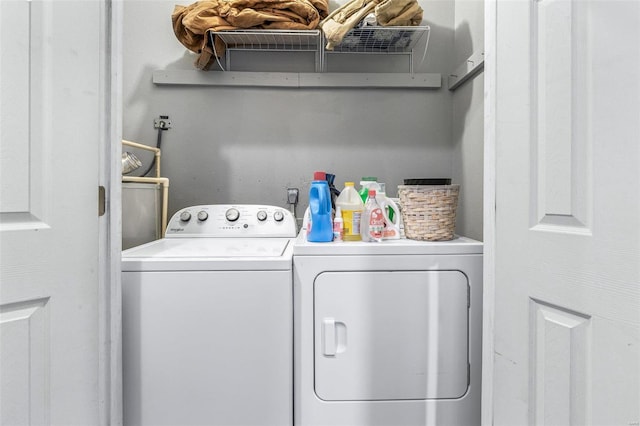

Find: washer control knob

[180,211,192,222]
[225,208,240,222]
[273,210,285,222]
[197,211,209,221]
[257,211,268,222]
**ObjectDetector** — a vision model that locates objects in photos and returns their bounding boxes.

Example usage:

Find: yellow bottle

[336,182,364,241]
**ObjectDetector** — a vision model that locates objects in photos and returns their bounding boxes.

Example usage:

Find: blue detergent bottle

[307,171,333,242]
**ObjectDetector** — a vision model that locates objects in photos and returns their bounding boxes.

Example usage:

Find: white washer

[293,233,483,426]
[122,205,297,426]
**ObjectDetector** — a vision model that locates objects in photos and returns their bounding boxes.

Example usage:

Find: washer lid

[123,238,291,258]
[122,238,294,271]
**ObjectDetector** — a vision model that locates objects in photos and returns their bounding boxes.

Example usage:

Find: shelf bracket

[448,50,485,91]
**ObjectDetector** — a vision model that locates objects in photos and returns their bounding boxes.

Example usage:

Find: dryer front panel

[314,270,469,401]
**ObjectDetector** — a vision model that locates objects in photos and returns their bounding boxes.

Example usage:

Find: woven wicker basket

[398,184,460,241]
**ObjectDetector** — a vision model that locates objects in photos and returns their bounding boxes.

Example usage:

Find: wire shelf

[213,29,322,51]
[208,26,430,72]
[330,26,429,53]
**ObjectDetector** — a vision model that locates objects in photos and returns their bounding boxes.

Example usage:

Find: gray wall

[122,0,483,238]
[452,0,484,241]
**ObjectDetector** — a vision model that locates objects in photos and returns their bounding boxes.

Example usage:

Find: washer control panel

[165,204,297,238]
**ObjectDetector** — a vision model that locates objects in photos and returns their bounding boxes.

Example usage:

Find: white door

[489,0,640,424]
[0,0,111,424]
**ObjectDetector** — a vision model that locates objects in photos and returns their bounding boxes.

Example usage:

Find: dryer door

[314,270,469,401]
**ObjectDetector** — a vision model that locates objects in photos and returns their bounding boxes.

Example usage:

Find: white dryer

[293,234,483,426]
[122,205,297,426]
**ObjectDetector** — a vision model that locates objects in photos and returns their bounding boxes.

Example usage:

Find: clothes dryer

[122,205,297,426]
[293,233,483,426]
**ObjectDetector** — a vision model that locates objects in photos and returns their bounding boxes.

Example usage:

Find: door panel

[0,0,106,423]
[0,0,30,213]
[529,299,590,426]
[0,299,49,425]
[531,0,592,232]
[314,271,469,401]
[493,0,640,424]
[0,0,50,226]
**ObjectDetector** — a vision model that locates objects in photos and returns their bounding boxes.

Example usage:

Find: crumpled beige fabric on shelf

[319,0,422,50]
[172,0,329,70]
[320,0,381,50]
[375,0,422,26]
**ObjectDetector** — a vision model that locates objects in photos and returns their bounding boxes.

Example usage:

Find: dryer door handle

[322,318,337,356]
[322,318,347,357]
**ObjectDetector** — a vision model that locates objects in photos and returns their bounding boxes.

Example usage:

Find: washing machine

[122,204,297,426]
[293,233,483,426]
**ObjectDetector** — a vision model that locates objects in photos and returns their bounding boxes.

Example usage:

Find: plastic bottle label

[382,228,398,238]
[342,210,362,237]
[368,208,384,239]
[333,220,343,242]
